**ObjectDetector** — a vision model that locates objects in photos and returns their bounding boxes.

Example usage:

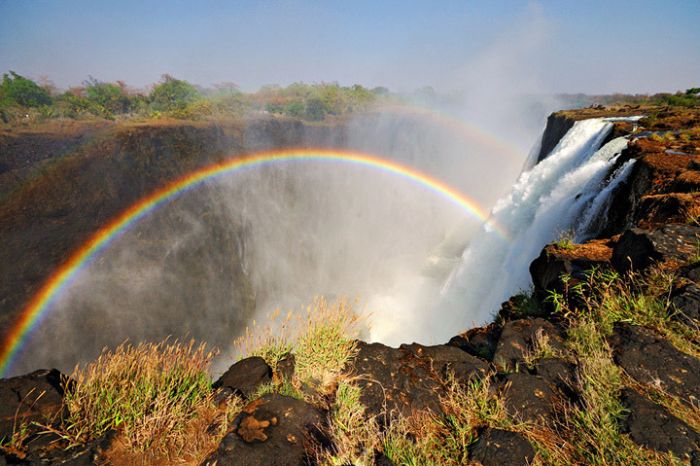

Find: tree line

[0,72,389,123]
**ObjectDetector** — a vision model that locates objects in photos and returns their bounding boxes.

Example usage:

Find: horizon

[1,0,699,95]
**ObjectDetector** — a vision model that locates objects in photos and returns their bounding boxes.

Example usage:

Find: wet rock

[492,318,565,372]
[351,342,489,419]
[611,224,700,272]
[0,369,66,442]
[447,323,501,361]
[536,113,575,163]
[203,394,323,466]
[608,323,700,403]
[213,357,272,399]
[470,428,535,466]
[500,372,558,424]
[621,389,700,459]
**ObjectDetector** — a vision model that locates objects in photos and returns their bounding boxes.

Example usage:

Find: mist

[7,6,575,375]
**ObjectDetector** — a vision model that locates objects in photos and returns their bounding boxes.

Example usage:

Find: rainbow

[0,148,507,377]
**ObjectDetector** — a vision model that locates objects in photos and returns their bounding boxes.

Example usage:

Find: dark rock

[611,224,700,272]
[470,428,535,466]
[500,372,558,424]
[492,318,565,372]
[213,357,272,399]
[19,430,114,465]
[202,394,323,466]
[275,355,295,382]
[447,323,501,361]
[635,193,700,228]
[351,342,489,419]
[671,282,700,323]
[536,113,576,163]
[685,264,700,283]
[533,357,577,399]
[497,294,548,322]
[0,369,66,442]
[608,323,700,403]
[621,389,700,459]
[374,452,396,466]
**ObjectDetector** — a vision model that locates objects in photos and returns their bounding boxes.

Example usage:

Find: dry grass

[56,340,218,461]
[314,378,381,466]
[235,297,362,394]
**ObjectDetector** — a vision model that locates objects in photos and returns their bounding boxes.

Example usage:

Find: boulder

[530,241,612,300]
[621,389,700,459]
[351,342,489,419]
[213,357,272,399]
[470,428,535,466]
[447,323,501,361]
[611,224,700,272]
[670,282,700,323]
[608,323,700,403]
[499,372,558,424]
[492,318,565,372]
[202,394,323,466]
[0,369,66,442]
[533,357,577,399]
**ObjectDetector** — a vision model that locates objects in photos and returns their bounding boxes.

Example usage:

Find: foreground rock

[469,428,535,466]
[0,369,65,442]
[608,323,700,403]
[213,356,272,399]
[351,342,489,419]
[611,224,700,272]
[621,389,700,459]
[203,394,323,466]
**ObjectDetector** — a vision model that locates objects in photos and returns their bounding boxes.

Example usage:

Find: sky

[0,0,698,94]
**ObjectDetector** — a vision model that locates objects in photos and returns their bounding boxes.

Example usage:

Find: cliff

[2,106,700,465]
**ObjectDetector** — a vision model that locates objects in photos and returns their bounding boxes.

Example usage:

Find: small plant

[553,230,576,250]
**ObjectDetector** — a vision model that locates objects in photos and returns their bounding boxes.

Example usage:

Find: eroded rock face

[202,394,323,466]
[611,224,700,272]
[213,357,272,399]
[469,428,535,466]
[351,342,489,419]
[621,389,700,459]
[0,369,65,442]
[608,323,700,403]
[447,323,501,361]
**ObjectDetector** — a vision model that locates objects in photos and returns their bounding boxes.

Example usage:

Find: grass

[235,297,362,395]
[52,339,225,465]
[314,379,381,466]
[553,230,576,250]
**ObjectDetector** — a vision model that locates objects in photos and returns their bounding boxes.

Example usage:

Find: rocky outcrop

[213,356,272,399]
[202,394,323,466]
[350,342,489,419]
[536,113,576,163]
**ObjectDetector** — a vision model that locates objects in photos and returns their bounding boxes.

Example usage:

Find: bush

[84,77,132,115]
[0,71,52,108]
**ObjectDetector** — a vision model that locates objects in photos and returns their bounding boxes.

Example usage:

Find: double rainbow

[0,148,507,377]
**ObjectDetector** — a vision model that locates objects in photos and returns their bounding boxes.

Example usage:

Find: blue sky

[0,0,698,93]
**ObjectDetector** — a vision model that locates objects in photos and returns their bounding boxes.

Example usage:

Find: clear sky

[0,0,698,94]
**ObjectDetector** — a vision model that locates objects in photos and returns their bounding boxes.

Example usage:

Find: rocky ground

[2,105,700,464]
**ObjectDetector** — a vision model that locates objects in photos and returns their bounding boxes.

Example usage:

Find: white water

[370,117,638,345]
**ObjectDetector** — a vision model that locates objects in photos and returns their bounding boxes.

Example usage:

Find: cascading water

[422,117,639,341]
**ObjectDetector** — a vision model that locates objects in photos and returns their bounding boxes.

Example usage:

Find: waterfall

[426,117,638,341]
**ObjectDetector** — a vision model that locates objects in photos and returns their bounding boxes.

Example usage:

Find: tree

[84,77,131,114]
[0,71,52,107]
[149,75,200,111]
